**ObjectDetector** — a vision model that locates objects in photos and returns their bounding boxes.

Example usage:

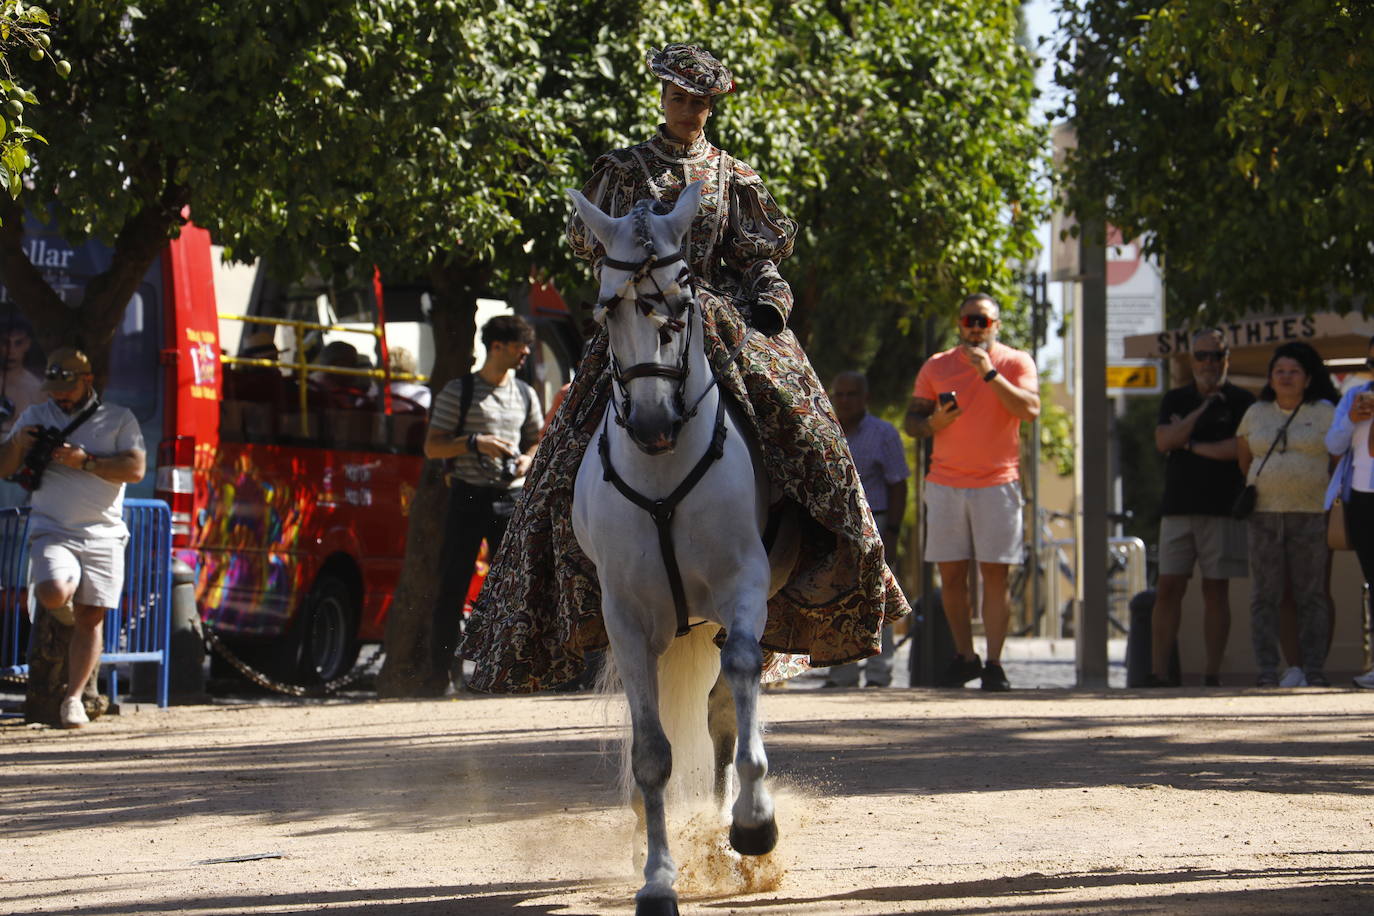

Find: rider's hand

[929,400,961,432]
[514,453,534,477]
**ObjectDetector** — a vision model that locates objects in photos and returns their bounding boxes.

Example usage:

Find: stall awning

[1124,312,1374,379]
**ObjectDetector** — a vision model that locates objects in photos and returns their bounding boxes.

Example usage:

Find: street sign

[1106,363,1159,393]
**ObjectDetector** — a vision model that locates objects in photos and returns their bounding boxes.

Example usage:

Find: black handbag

[1232,402,1301,520]
[1230,485,1258,520]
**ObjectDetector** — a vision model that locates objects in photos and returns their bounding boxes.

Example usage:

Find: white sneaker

[1278,666,1307,688]
[59,696,89,728]
[1353,668,1374,690]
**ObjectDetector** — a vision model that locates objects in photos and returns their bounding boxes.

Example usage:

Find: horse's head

[568,181,704,455]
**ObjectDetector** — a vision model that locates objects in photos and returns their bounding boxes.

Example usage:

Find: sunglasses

[44,365,86,383]
[959,315,994,329]
[1193,350,1228,363]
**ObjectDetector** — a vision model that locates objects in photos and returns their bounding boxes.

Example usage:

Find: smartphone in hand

[938,391,958,411]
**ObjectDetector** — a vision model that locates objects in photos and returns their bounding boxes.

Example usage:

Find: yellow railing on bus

[218,313,429,437]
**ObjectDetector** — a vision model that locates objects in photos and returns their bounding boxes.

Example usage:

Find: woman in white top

[1237,342,1339,686]
[1325,334,1374,689]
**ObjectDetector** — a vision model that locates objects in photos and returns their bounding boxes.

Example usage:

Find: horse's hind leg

[615,635,680,916]
[707,673,737,810]
[720,627,777,856]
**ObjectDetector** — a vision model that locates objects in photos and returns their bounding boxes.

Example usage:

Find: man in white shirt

[0,348,146,727]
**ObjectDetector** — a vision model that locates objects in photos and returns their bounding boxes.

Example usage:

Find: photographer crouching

[0,348,145,728]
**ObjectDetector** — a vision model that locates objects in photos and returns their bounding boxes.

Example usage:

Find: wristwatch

[983,368,999,383]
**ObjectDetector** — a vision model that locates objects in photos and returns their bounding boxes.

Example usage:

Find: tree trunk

[24,607,106,726]
[376,255,487,697]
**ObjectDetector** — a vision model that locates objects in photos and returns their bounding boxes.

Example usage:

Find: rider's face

[661,85,711,144]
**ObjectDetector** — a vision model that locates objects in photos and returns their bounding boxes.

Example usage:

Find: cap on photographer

[0,346,146,728]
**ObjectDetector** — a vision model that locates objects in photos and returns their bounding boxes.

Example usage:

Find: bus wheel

[299,575,360,684]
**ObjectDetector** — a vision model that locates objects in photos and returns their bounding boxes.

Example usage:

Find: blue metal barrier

[0,499,173,707]
[0,506,31,681]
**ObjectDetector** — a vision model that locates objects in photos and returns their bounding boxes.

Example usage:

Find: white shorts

[29,532,127,610]
[923,480,1024,565]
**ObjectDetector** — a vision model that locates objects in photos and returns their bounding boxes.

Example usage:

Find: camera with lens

[478,454,521,483]
[9,425,67,492]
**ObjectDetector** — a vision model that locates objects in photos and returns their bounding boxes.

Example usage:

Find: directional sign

[1106,363,1160,393]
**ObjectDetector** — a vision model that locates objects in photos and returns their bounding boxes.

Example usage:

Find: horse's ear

[568,189,618,248]
[662,181,704,245]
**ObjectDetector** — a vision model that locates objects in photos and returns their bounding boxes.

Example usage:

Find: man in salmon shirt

[905,293,1040,690]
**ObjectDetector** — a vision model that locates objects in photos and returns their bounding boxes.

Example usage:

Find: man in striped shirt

[423,315,542,690]
[825,371,909,687]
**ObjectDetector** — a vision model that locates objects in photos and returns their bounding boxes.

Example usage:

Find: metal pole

[913,315,941,686]
[1029,272,1045,636]
[1076,221,1110,686]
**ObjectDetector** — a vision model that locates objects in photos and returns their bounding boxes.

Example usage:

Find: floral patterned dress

[461,128,910,692]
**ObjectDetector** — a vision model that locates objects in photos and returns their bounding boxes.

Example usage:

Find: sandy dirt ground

[3,686,1374,915]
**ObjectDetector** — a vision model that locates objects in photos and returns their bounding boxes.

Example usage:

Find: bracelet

[983,368,999,383]
[467,433,479,454]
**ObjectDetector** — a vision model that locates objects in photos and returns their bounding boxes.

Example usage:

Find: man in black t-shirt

[1151,329,1256,687]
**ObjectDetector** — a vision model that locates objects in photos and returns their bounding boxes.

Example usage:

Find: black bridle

[597,201,698,427]
[595,200,750,636]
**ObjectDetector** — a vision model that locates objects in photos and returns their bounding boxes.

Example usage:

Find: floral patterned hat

[646,44,735,97]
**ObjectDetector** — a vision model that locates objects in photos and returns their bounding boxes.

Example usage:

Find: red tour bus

[4,217,579,683]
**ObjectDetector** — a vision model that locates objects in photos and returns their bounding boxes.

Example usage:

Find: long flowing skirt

[461,291,910,692]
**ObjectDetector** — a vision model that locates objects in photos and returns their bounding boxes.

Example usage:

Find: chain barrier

[203,626,384,698]
[3,625,386,698]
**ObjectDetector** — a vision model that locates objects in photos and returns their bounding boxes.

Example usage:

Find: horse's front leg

[613,629,680,916]
[707,673,737,811]
[719,603,777,856]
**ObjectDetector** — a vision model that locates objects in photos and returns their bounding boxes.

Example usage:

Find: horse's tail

[598,624,723,809]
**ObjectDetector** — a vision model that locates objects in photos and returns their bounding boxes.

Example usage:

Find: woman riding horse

[462,44,909,692]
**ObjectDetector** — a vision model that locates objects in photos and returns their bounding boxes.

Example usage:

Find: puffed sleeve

[567,152,640,276]
[724,162,798,335]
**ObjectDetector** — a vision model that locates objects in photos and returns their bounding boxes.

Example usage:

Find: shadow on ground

[6,690,1374,844]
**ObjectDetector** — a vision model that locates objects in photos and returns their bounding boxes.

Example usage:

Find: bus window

[103,285,161,423]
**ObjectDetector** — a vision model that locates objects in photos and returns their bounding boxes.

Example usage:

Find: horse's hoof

[729,817,778,856]
[635,895,680,916]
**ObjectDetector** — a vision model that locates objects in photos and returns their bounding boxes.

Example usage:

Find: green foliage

[1037,381,1074,477]
[0,2,67,201]
[219,0,1045,406]
[1056,1,1374,321]
[10,0,1043,385]
[581,1,1047,410]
